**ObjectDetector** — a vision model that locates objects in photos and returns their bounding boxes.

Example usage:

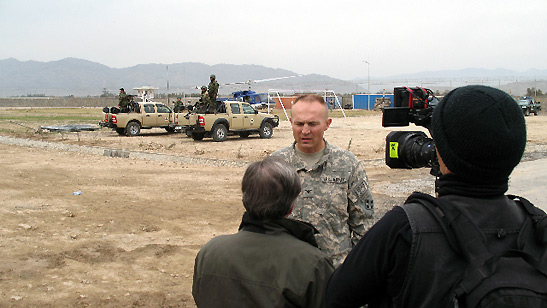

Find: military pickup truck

[517,97,541,116]
[181,100,280,141]
[100,101,183,136]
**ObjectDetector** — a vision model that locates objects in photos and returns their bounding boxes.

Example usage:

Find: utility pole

[363,60,371,110]
[166,65,169,91]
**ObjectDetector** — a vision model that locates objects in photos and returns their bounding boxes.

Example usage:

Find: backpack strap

[508,194,547,245]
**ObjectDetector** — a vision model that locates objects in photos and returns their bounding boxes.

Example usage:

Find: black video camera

[382,87,441,176]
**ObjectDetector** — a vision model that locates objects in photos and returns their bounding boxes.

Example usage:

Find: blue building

[352,94,394,110]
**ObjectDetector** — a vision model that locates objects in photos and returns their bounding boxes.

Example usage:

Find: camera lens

[385,131,436,169]
[399,132,436,168]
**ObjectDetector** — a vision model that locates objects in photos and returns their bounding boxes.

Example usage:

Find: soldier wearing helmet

[118,88,129,112]
[208,74,219,106]
[195,86,212,113]
[174,97,184,112]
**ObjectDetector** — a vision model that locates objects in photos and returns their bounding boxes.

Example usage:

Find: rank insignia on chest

[302,189,313,198]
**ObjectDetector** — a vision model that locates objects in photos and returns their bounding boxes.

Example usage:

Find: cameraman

[325,85,541,307]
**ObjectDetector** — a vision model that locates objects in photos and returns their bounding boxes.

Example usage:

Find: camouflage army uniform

[118,91,128,109]
[174,99,183,112]
[208,80,219,113]
[208,79,219,102]
[196,91,212,113]
[271,141,374,267]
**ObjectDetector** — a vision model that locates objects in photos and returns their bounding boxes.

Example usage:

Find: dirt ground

[0,111,546,307]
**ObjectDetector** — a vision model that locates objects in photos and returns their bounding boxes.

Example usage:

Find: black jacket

[325,173,541,308]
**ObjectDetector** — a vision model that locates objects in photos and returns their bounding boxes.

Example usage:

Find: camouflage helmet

[201,86,207,91]
[210,74,216,79]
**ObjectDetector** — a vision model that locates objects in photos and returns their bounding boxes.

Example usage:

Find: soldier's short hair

[293,94,329,118]
[294,94,326,106]
[241,157,301,220]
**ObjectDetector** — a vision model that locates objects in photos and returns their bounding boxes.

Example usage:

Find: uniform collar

[290,140,331,171]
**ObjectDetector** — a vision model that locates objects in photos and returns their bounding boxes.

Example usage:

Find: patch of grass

[0,115,99,121]
[0,107,104,135]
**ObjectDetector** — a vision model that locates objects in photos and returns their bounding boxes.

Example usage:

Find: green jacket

[195,92,211,113]
[208,80,219,100]
[193,213,334,308]
[118,92,128,107]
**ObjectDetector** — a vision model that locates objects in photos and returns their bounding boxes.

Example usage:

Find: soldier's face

[290,101,332,154]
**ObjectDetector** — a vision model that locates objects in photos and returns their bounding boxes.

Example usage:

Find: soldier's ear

[325,118,332,130]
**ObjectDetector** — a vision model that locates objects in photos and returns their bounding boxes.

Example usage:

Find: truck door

[242,103,260,129]
[229,103,244,129]
[155,104,172,126]
[142,103,156,127]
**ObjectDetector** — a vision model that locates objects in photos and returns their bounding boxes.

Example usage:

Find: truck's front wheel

[259,122,273,139]
[212,124,228,142]
[125,122,141,136]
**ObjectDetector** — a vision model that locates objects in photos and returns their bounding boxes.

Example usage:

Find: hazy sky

[1,0,546,80]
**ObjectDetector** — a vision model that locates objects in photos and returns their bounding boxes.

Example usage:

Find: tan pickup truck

[181,100,279,141]
[99,102,183,136]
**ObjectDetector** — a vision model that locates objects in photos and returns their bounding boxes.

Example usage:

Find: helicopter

[223,75,300,107]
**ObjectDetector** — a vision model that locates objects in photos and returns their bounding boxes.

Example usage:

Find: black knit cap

[431,85,526,184]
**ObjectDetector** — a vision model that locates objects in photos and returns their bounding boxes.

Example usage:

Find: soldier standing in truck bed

[118,88,129,111]
[208,74,220,113]
[174,97,184,112]
[208,74,219,102]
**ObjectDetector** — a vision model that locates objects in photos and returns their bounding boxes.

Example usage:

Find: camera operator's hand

[411,107,434,129]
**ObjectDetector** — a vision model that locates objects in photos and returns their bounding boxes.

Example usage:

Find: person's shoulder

[279,232,333,265]
[199,233,236,252]
[326,142,359,162]
[271,144,294,157]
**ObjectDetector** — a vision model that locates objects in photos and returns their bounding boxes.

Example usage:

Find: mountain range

[1,58,546,97]
[0,58,363,97]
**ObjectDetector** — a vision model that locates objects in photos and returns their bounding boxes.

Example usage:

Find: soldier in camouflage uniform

[208,74,220,113]
[118,88,129,111]
[271,94,374,267]
[174,97,184,112]
[208,74,219,101]
[195,86,212,113]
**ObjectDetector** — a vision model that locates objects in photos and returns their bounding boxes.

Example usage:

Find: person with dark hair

[271,94,374,267]
[326,85,547,307]
[192,156,334,308]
